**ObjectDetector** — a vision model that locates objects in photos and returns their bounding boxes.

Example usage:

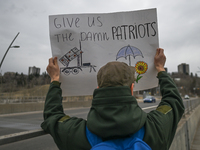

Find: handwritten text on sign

[53,16,157,42]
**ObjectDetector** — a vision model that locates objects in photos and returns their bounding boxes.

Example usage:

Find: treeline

[171,73,200,96]
[0,72,50,93]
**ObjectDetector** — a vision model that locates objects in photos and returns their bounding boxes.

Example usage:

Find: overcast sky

[0,0,200,75]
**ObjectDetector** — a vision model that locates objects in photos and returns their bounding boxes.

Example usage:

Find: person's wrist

[51,76,60,82]
[156,67,165,72]
[51,81,61,87]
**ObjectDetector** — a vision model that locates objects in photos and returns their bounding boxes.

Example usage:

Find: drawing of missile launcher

[59,46,96,76]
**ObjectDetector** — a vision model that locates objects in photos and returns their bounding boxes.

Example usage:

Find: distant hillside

[0,72,51,97]
[0,84,50,97]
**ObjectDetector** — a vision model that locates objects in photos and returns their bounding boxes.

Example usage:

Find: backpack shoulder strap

[86,126,150,150]
[120,126,145,147]
[125,126,151,150]
[131,126,145,139]
[86,126,103,147]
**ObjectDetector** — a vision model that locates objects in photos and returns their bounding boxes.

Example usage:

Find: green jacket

[41,71,184,150]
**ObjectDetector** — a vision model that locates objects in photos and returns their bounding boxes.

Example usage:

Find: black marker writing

[151,22,156,36]
[54,33,74,42]
[112,22,157,40]
[80,32,109,41]
[88,16,103,27]
[54,17,80,29]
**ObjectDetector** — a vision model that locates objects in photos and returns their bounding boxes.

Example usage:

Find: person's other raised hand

[154,48,166,72]
[46,57,60,82]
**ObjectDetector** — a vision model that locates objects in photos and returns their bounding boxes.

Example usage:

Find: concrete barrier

[169,105,200,150]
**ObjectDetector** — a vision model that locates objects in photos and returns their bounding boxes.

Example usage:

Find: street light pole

[0,32,20,69]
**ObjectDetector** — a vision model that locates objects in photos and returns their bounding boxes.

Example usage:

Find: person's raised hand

[154,48,166,72]
[46,57,60,82]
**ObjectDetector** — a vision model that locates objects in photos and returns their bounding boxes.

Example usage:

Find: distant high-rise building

[178,63,189,75]
[28,66,40,75]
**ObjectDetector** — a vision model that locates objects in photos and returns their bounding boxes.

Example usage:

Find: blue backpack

[86,126,151,150]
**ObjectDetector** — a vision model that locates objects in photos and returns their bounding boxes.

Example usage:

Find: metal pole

[187,101,189,114]
[0,32,20,69]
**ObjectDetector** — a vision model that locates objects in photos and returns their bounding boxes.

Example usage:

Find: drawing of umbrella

[116,45,144,66]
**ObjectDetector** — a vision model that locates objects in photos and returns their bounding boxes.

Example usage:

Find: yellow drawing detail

[135,61,148,83]
[135,61,148,74]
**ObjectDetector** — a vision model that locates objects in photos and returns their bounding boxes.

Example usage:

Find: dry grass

[0,84,50,97]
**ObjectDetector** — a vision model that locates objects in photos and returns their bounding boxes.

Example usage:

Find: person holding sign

[41,48,184,150]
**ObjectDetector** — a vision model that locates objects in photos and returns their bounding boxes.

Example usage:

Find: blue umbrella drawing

[116,45,144,66]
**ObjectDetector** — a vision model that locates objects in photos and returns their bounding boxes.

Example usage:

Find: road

[0,99,167,150]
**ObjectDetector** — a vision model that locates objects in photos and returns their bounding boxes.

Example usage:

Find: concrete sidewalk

[191,120,200,150]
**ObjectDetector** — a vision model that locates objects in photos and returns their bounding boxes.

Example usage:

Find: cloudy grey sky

[0,0,200,75]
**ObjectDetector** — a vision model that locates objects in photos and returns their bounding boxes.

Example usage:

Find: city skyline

[1,62,199,77]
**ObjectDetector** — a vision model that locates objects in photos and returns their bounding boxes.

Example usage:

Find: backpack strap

[86,126,103,147]
[86,126,145,147]
[86,126,151,150]
[130,126,145,140]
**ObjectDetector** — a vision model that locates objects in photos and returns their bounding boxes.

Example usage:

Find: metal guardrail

[0,129,46,145]
[0,96,46,103]
[183,98,200,117]
[0,98,199,146]
[0,95,92,104]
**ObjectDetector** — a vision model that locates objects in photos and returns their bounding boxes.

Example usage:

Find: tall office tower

[178,63,189,75]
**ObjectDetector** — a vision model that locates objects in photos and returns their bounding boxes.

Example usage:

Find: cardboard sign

[49,8,159,96]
